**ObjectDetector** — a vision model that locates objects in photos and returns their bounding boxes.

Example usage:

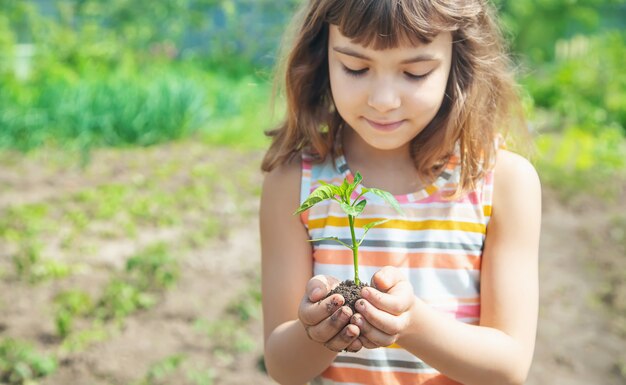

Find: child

[260,1,541,384]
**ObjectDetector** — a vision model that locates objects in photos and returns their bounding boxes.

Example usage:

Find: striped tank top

[300,146,494,385]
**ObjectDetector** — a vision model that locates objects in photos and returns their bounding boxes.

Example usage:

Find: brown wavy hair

[261,0,526,193]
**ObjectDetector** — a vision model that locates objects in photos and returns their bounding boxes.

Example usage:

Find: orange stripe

[300,210,309,226]
[425,185,438,195]
[308,217,486,233]
[313,249,481,270]
[322,366,462,385]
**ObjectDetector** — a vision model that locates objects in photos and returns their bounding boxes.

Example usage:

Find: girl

[260,1,541,384]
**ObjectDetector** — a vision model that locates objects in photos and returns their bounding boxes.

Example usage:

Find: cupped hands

[298,267,416,353]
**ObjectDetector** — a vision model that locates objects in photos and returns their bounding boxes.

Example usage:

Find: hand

[298,275,362,353]
[350,266,415,349]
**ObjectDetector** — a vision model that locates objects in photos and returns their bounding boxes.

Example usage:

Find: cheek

[409,76,448,112]
[329,72,360,113]
[406,92,442,114]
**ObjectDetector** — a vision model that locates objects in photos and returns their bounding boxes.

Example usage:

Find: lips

[365,118,405,132]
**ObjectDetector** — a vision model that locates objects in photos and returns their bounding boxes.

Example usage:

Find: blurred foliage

[0,0,624,192]
[53,290,94,338]
[0,0,301,72]
[125,243,179,291]
[494,0,626,63]
[523,31,626,134]
[0,339,57,385]
[0,66,208,152]
[534,126,626,197]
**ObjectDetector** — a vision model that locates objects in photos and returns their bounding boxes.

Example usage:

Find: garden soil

[0,143,624,384]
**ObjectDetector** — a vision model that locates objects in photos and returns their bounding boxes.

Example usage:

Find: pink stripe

[417,191,480,205]
[433,304,481,319]
[455,304,480,319]
[394,195,411,204]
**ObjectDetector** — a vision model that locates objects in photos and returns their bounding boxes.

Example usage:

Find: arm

[352,150,541,385]
[260,160,360,385]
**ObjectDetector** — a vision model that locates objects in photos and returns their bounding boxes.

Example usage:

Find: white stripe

[342,346,426,362]
[331,361,437,374]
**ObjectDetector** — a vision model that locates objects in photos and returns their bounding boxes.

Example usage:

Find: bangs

[325,0,456,50]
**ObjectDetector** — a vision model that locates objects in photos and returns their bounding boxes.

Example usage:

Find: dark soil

[327,280,369,313]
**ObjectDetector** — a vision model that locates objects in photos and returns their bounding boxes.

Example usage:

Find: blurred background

[0,0,625,384]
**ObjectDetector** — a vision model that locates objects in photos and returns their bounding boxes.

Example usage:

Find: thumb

[371,266,404,293]
[306,275,339,302]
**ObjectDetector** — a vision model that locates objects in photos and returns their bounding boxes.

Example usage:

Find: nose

[367,78,401,113]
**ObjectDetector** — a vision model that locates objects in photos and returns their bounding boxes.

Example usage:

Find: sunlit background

[0,1,625,384]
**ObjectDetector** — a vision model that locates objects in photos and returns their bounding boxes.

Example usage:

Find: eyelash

[341,65,429,81]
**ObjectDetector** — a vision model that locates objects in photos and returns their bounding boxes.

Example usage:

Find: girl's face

[328,25,452,153]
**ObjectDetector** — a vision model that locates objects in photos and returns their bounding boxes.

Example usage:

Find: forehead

[328,25,452,58]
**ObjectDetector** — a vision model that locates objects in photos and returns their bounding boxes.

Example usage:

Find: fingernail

[346,328,355,338]
[310,288,321,300]
[352,315,362,326]
[361,287,370,298]
[357,299,366,311]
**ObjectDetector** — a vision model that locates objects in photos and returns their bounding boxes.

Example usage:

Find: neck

[340,127,425,195]
[341,128,414,169]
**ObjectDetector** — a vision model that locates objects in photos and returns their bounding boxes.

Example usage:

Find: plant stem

[348,215,360,285]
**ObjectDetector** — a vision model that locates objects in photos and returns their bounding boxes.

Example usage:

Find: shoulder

[491,149,541,223]
[262,157,302,194]
[493,149,541,200]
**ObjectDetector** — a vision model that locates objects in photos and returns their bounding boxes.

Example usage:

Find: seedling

[295,172,402,309]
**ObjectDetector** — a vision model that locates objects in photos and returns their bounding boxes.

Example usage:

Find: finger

[299,292,345,326]
[305,306,353,343]
[358,335,378,350]
[324,323,360,353]
[371,266,407,292]
[344,337,363,353]
[360,282,413,316]
[307,275,340,302]
[351,312,396,348]
[355,298,407,337]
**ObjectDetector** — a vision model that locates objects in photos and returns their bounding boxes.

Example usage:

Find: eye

[342,65,368,77]
[404,71,431,81]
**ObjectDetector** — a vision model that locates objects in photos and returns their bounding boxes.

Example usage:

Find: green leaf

[339,178,351,202]
[354,199,367,214]
[294,185,336,214]
[362,218,390,232]
[368,188,404,215]
[358,219,391,246]
[319,180,343,197]
[352,172,363,189]
[308,236,353,249]
[340,199,366,217]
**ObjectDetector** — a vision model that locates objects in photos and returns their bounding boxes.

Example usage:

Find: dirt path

[0,144,624,384]
[528,190,626,384]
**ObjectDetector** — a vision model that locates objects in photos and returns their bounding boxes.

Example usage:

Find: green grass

[199,75,277,149]
[0,338,57,385]
[0,69,206,153]
[533,125,626,199]
[0,67,276,155]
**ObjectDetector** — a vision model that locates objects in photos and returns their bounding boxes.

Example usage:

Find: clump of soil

[327,280,369,313]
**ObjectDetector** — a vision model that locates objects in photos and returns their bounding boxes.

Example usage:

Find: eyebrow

[332,46,438,64]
